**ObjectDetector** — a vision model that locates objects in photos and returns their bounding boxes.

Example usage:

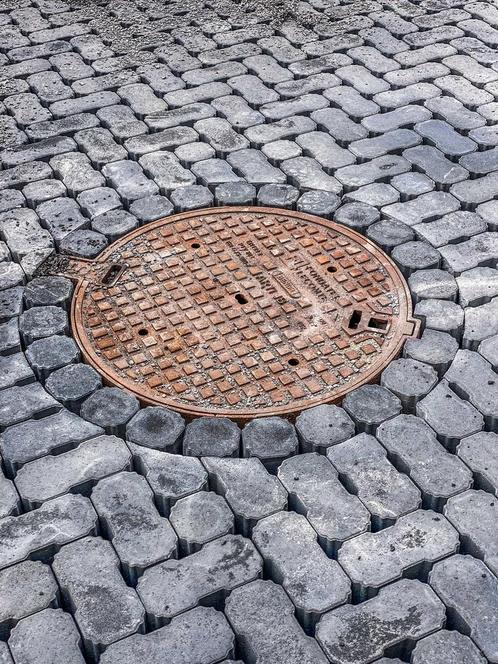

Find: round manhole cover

[43,207,419,420]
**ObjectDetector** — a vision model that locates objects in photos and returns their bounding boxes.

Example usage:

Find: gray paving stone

[257,183,299,208]
[430,555,498,663]
[0,408,103,475]
[59,229,107,259]
[215,181,256,206]
[409,269,457,303]
[0,494,97,569]
[211,94,265,130]
[261,93,328,121]
[245,116,316,147]
[0,163,53,193]
[0,286,24,323]
[0,209,53,262]
[175,142,216,167]
[366,219,415,252]
[377,415,472,509]
[23,276,72,310]
[8,608,86,664]
[336,155,410,190]
[242,416,298,471]
[126,405,185,453]
[391,172,435,200]
[125,127,198,160]
[225,579,329,664]
[480,334,498,369]
[25,334,79,381]
[130,442,208,516]
[450,172,498,208]
[0,468,19,519]
[139,151,196,194]
[414,119,476,158]
[403,145,468,188]
[339,509,459,600]
[202,457,287,536]
[325,86,380,120]
[316,579,445,664]
[0,382,59,431]
[76,187,121,220]
[96,105,147,142]
[476,200,498,231]
[52,536,145,659]
[102,160,158,204]
[45,363,101,412]
[444,349,498,430]
[228,149,286,186]
[416,380,484,451]
[342,384,402,434]
[91,471,177,583]
[327,434,421,528]
[457,431,498,496]
[380,358,439,412]
[164,82,231,108]
[73,127,126,167]
[3,94,51,128]
[19,305,68,346]
[0,262,24,291]
[14,434,131,510]
[415,299,464,338]
[463,297,498,349]
[296,190,341,218]
[137,534,262,627]
[37,197,89,245]
[50,91,120,119]
[411,630,487,664]
[183,417,240,457]
[100,606,234,664]
[0,561,58,639]
[91,208,138,243]
[295,404,354,454]
[170,184,214,211]
[253,510,350,630]
[169,491,234,555]
[0,352,34,390]
[0,318,20,356]
[445,489,497,576]
[425,95,485,132]
[128,194,173,223]
[439,232,498,274]
[414,211,486,249]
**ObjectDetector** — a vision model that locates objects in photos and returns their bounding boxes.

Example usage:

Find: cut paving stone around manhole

[39,207,418,420]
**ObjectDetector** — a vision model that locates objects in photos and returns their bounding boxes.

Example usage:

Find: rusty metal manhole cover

[43,207,419,420]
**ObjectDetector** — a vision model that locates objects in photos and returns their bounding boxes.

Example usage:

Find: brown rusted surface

[44,207,419,420]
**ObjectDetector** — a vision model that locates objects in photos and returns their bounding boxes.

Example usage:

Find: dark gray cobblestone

[1,0,498,662]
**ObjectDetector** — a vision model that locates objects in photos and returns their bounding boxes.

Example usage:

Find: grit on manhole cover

[42,207,419,420]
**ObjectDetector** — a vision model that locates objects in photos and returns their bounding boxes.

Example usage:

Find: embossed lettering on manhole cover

[41,207,419,419]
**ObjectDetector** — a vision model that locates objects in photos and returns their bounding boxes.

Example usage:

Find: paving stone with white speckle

[338,509,459,600]
[342,384,402,434]
[295,405,355,454]
[377,415,472,509]
[52,536,145,659]
[183,417,240,457]
[327,434,421,528]
[411,630,487,664]
[126,405,185,453]
[8,609,86,664]
[202,457,287,536]
[457,431,498,495]
[381,358,439,412]
[316,579,445,664]
[137,534,262,628]
[92,471,178,583]
[242,416,298,471]
[225,579,329,664]
[430,555,498,663]
[0,494,97,570]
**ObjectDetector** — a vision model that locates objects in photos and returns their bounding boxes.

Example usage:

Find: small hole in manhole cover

[49,207,418,420]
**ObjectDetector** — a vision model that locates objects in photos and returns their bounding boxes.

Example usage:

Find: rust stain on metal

[41,207,419,420]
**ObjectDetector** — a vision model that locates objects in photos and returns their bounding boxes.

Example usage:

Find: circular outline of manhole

[44,207,419,420]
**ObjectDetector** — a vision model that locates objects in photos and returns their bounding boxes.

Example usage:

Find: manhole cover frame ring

[68,206,420,421]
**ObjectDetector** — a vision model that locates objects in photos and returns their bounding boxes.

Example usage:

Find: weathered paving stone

[169,491,234,555]
[79,387,139,437]
[137,534,262,627]
[342,384,402,434]
[139,151,196,194]
[445,350,498,430]
[0,467,19,518]
[126,406,185,453]
[101,160,158,204]
[0,409,103,475]
[382,192,460,227]
[183,416,240,457]
[0,382,59,431]
[25,335,80,382]
[413,212,486,249]
[175,142,216,167]
[391,173,434,200]
[127,194,173,223]
[96,106,147,142]
[438,232,498,275]
[0,494,97,569]
[334,202,379,233]
[0,352,34,390]
[0,209,53,262]
[327,434,421,528]
[476,201,498,231]
[215,181,256,206]
[380,358,439,411]
[0,318,20,356]
[245,116,316,147]
[444,489,497,576]
[225,579,329,664]
[411,629,487,664]
[257,183,299,208]
[91,209,138,243]
[457,431,498,496]
[91,471,177,583]
[8,608,86,664]
[253,511,350,630]
[202,457,287,536]
[366,219,415,253]
[59,229,108,259]
[403,145,468,188]
[295,404,355,454]
[45,363,101,413]
[0,286,24,323]
[414,119,476,158]
[0,561,58,639]
[14,434,131,510]
[227,149,286,186]
[37,197,89,245]
[296,190,341,218]
[415,299,464,338]
[23,276,72,310]
[170,184,214,212]
[281,156,342,193]
[315,579,445,664]
[100,606,235,664]
[52,536,145,659]
[416,381,484,451]
[338,510,459,600]
[377,415,472,509]
[125,127,198,159]
[242,416,298,471]
[130,443,208,516]
[277,454,370,555]
[463,297,498,350]
[430,555,498,662]
[335,155,410,190]
[211,95,264,130]
[408,270,457,304]
[0,262,24,292]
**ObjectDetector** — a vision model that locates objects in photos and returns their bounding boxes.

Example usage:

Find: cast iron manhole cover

[42,207,419,420]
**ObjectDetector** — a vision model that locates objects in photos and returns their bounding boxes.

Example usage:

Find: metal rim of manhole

[43,207,420,421]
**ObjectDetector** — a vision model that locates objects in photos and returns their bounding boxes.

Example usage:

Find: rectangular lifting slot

[101,263,124,286]
[348,310,363,329]
[368,317,388,331]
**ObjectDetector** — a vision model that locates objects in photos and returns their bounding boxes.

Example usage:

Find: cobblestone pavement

[0,0,498,662]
